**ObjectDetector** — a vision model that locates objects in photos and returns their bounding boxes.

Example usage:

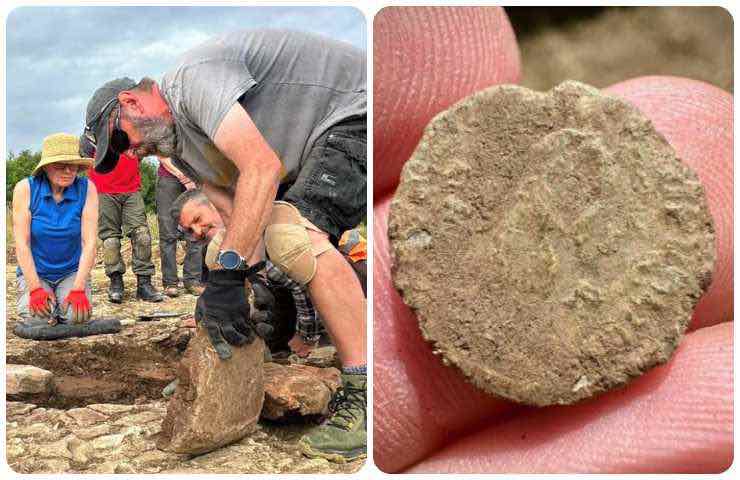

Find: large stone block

[157,326,265,454]
[7,364,54,395]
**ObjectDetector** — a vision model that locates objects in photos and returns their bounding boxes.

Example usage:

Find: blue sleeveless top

[22,175,88,282]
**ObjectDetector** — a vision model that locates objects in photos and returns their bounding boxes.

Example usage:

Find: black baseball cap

[78,132,95,158]
[84,77,136,173]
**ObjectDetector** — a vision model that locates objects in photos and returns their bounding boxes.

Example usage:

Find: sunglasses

[84,99,131,155]
[49,163,80,173]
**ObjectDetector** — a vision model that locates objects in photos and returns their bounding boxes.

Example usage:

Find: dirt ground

[507,6,732,93]
[5,225,363,474]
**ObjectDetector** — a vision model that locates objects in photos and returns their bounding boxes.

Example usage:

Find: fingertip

[605,76,733,329]
[374,194,512,472]
[410,322,733,473]
[374,6,521,199]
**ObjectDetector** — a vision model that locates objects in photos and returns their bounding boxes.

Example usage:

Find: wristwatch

[216,249,246,270]
[215,249,267,278]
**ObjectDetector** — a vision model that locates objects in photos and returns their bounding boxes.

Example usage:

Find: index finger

[373,7,522,472]
[204,321,233,360]
[373,6,521,200]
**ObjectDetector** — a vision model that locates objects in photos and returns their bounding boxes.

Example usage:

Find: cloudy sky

[5,5,367,155]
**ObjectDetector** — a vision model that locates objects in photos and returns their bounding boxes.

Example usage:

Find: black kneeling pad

[13,317,122,341]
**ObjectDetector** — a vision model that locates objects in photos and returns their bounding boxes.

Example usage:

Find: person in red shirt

[81,136,163,303]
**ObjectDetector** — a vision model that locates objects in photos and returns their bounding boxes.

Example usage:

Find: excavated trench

[7,287,301,410]
[7,320,190,409]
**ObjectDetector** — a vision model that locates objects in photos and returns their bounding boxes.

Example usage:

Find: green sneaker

[299,372,367,463]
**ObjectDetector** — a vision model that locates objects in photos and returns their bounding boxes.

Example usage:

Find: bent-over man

[83,29,366,462]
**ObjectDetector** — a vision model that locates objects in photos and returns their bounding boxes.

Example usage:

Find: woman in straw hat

[12,133,99,325]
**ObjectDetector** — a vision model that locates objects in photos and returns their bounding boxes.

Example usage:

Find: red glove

[63,290,92,324]
[29,287,52,317]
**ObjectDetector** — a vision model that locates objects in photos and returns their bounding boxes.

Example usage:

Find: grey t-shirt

[160,29,366,190]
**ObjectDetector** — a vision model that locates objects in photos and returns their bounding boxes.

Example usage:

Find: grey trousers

[16,271,92,323]
[155,175,204,286]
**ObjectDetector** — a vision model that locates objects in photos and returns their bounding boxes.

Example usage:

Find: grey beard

[127,115,177,158]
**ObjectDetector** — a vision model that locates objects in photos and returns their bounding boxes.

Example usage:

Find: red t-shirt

[157,162,176,178]
[89,153,142,194]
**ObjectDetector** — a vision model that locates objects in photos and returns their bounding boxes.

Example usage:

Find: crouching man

[169,188,366,462]
[83,29,366,462]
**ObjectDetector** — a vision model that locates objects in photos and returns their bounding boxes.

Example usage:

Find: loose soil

[5,233,362,473]
[507,6,732,93]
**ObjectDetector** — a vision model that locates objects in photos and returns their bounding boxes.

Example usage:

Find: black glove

[250,276,276,338]
[197,269,255,360]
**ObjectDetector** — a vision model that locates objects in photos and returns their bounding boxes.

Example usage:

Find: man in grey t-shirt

[83,30,366,462]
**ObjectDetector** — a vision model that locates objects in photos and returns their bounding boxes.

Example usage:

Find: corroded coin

[389,81,715,406]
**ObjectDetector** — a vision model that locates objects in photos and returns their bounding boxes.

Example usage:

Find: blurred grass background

[505,6,732,93]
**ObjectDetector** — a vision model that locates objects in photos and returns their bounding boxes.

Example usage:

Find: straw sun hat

[32,133,93,176]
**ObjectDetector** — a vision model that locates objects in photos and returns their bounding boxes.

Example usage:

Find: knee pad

[264,202,329,286]
[102,238,122,267]
[132,226,152,261]
[204,230,226,269]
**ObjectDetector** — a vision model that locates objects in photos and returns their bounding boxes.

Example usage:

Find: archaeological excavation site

[5,266,362,474]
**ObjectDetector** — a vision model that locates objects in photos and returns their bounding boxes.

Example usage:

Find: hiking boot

[136,275,164,302]
[108,273,124,303]
[184,281,205,296]
[299,372,367,463]
[163,285,180,298]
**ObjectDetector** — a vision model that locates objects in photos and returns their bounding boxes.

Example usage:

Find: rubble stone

[303,346,340,368]
[5,400,363,473]
[7,401,37,418]
[65,407,108,426]
[262,363,342,419]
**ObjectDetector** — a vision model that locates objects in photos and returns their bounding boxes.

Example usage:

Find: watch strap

[245,261,266,280]
[207,261,266,284]
[208,268,248,283]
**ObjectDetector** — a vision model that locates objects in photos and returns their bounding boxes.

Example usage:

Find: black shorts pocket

[306,133,367,234]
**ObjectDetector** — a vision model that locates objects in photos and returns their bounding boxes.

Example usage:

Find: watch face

[219,250,242,270]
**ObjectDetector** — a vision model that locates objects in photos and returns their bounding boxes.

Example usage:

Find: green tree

[6,150,40,203]
[139,159,158,212]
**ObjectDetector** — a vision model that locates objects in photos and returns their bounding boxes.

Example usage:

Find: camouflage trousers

[98,191,155,277]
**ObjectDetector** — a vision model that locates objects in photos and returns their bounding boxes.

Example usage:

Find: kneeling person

[12,133,98,325]
[171,189,325,353]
